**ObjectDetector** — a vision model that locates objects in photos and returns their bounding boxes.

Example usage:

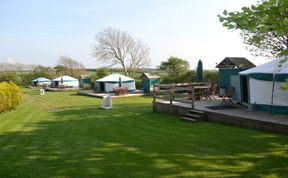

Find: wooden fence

[153,83,206,109]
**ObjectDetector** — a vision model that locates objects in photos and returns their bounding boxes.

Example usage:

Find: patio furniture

[219,86,235,104]
[114,87,128,96]
[208,83,218,100]
[194,85,211,100]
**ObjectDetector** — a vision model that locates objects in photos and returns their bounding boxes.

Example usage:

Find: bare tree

[92,27,150,77]
[58,55,86,78]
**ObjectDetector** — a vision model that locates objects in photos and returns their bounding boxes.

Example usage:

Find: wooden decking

[153,98,288,134]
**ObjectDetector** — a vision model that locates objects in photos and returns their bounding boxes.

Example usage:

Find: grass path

[0,89,287,177]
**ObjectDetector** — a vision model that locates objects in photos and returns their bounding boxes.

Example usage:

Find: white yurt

[31,77,51,86]
[51,75,79,88]
[239,56,288,114]
[95,74,135,93]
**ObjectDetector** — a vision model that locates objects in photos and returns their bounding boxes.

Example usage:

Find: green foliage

[204,70,219,84]
[0,82,23,113]
[280,79,288,90]
[135,79,142,89]
[161,70,218,84]
[0,65,56,87]
[0,72,22,86]
[161,70,196,84]
[196,60,204,82]
[95,68,109,79]
[159,56,190,77]
[34,66,56,79]
[218,0,288,57]
[54,65,67,76]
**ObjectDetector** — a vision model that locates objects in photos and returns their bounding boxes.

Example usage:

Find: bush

[161,71,196,84]
[160,70,218,84]
[135,79,141,89]
[0,82,23,113]
[0,72,23,86]
[204,70,218,84]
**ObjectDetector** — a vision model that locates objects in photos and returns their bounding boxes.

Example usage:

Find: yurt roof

[52,75,78,81]
[32,77,51,82]
[240,57,288,75]
[96,74,134,82]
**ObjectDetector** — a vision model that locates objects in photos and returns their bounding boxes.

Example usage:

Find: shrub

[161,71,196,84]
[135,79,141,89]
[204,70,218,84]
[0,82,23,113]
[0,72,23,86]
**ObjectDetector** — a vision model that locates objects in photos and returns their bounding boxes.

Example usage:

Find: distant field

[0,89,287,177]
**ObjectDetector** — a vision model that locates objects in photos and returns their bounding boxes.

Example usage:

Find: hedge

[0,82,23,113]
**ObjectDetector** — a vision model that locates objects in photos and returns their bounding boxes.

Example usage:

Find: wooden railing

[153,83,206,109]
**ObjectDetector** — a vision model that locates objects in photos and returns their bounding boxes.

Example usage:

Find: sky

[0,0,269,69]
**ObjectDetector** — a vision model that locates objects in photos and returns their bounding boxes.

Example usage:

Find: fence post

[191,86,195,109]
[169,84,173,104]
[153,85,156,103]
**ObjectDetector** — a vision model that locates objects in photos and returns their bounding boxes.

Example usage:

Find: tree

[196,60,204,82]
[58,55,86,78]
[159,56,190,77]
[54,65,67,76]
[218,0,288,57]
[92,27,150,78]
[95,68,109,79]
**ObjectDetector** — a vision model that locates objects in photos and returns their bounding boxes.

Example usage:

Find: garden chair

[219,86,235,104]
[208,83,218,100]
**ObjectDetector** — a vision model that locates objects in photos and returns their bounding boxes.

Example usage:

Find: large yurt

[239,56,288,114]
[51,75,79,88]
[31,77,51,86]
[95,74,135,93]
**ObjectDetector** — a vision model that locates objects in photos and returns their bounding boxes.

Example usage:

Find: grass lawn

[0,89,287,178]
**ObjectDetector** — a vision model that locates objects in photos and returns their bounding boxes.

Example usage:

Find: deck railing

[153,83,206,109]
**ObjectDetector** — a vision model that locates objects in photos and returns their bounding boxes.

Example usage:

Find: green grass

[0,89,287,178]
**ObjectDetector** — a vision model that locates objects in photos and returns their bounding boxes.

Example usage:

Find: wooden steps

[182,109,206,122]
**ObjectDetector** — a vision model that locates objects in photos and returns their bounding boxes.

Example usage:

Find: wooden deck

[153,98,288,134]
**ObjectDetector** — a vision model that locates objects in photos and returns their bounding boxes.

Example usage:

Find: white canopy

[240,56,288,75]
[96,74,134,82]
[32,77,51,82]
[52,75,78,81]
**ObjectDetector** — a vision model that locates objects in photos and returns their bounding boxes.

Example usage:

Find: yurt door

[100,82,105,92]
[240,76,249,103]
[54,81,59,87]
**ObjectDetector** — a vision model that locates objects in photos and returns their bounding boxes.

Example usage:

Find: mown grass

[0,89,287,178]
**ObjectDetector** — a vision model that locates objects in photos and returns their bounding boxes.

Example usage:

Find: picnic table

[114,87,128,96]
[192,85,211,100]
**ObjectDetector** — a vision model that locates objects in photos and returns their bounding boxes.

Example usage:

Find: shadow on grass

[0,103,287,177]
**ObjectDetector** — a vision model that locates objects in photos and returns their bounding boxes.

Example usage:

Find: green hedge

[0,82,23,113]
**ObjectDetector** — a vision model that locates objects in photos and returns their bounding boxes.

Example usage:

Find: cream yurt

[239,56,288,114]
[95,74,135,93]
[31,77,51,86]
[51,75,79,88]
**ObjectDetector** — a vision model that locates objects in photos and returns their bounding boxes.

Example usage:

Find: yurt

[31,77,51,86]
[51,75,79,88]
[95,74,135,93]
[239,56,288,114]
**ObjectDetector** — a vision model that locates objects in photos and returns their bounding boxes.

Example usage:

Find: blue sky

[0,0,266,69]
